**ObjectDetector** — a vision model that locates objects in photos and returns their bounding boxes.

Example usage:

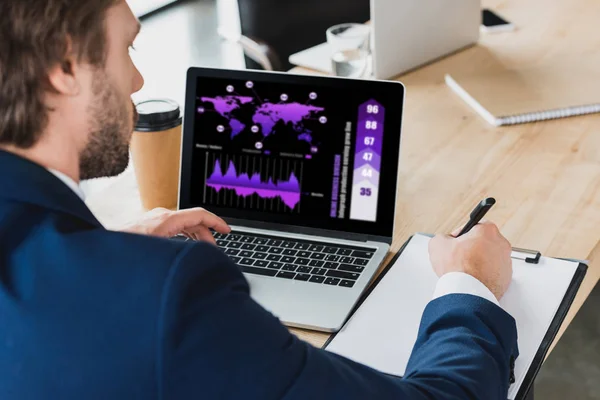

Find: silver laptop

[178,67,404,332]
[289,0,480,80]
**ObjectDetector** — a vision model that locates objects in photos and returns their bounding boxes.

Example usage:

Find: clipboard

[322,234,588,400]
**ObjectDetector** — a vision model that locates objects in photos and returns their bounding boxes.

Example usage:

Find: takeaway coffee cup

[130,99,183,211]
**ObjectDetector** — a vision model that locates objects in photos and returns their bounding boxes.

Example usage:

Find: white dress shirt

[433,272,499,305]
[47,168,496,305]
[48,168,86,201]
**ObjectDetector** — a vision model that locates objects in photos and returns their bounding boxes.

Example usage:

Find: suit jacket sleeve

[157,243,519,400]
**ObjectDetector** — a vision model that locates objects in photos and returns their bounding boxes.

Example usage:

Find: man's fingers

[197,229,217,243]
[183,228,217,244]
[428,234,455,278]
[189,227,217,244]
[450,225,464,237]
[451,219,496,238]
[167,208,231,235]
[124,208,230,239]
[185,208,231,233]
[183,230,199,242]
[429,233,452,254]
[471,220,501,237]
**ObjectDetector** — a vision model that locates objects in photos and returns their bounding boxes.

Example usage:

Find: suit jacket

[0,150,518,399]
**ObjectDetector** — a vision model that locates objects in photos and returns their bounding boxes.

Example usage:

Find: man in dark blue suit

[0,1,518,399]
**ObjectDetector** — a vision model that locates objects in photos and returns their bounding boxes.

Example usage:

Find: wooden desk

[87,0,600,351]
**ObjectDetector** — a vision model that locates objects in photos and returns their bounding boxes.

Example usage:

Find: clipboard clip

[511,247,542,264]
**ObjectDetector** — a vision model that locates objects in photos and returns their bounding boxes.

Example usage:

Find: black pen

[456,198,496,237]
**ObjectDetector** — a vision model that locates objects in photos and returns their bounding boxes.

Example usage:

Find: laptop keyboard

[209,231,376,288]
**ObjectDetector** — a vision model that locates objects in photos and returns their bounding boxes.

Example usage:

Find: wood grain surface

[87,0,600,351]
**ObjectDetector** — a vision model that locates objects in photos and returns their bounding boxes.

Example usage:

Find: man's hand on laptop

[429,221,513,301]
[120,207,231,243]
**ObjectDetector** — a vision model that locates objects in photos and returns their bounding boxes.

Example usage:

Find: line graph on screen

[203,153,304,213]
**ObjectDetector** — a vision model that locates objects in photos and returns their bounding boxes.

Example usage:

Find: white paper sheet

[325,234,580,399]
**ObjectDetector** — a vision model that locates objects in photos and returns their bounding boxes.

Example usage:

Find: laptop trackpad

[245,274,357,332]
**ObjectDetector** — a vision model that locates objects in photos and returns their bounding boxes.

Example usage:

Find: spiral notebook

[324,234,587,400]
[445,62,600,126]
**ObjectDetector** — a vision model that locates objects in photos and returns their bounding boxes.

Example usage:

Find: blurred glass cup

[326,23,371,78]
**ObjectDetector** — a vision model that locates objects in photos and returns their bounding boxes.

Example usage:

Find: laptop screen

[180,68,404,238]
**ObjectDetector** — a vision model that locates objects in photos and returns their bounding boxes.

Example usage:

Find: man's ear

[47,37,80,96]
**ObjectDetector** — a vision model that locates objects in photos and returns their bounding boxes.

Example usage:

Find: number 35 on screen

[360,188,372,196]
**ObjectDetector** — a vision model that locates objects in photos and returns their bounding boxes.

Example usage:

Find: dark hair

[0,0,118,148]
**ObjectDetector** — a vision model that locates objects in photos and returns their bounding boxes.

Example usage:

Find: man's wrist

[432,272,500,306]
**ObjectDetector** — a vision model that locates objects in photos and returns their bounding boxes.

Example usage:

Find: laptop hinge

[224,217,392,244]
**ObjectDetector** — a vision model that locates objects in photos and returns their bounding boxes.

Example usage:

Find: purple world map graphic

[206,160,301,210]
[200,96,325,143]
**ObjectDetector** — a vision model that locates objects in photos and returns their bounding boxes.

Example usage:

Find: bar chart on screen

[203,153,304,213]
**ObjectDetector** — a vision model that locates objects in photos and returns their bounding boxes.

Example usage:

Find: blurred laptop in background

[289,0,481,79]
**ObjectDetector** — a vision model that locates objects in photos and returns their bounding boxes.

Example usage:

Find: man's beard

[79,70,138,180]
